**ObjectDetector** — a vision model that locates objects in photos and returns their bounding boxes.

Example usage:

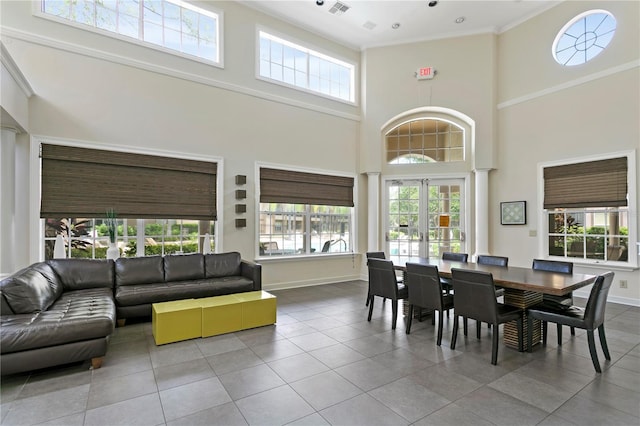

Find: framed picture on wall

[500,201,526,225]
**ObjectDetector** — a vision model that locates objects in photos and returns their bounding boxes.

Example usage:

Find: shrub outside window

[45,217,214,259]
[258,31,355,103]
[259,204,351,256]
[39,0,222,65]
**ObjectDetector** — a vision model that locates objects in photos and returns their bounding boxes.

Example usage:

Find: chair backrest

[442,252,469,263]
[583,271,614,329]
[406,263,444,310]
[451,268,498,323]
[366,251,386,266]
[477,255,509,267]
[367,258,399,300]
[532,259,573,274]
[322,240,333,252]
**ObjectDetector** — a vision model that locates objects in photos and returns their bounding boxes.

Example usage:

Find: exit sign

[416,67,435,80]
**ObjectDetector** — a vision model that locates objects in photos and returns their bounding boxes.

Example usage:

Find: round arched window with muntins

[386,118,464,164]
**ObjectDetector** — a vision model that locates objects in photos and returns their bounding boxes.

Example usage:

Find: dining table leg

[502,288,543,351]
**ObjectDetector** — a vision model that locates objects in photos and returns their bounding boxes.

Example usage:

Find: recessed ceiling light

[455,17,465,24]
[392,22,400,29]
[428,1,438,7]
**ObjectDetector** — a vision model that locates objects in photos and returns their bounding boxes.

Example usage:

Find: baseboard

[264,274,363,291]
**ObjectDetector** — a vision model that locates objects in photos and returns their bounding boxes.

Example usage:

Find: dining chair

[450,268,523,365]
[405,263,454,345]
[475,255,509,335]
[440,252,468,293]
[367,258,408,330]
[365,251,393,306]
[532,259,575,338]
[527,272,614,373]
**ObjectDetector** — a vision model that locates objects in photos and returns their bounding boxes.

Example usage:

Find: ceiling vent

[329,1,350,15]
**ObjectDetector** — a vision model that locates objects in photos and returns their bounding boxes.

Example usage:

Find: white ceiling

[239,0,560,50]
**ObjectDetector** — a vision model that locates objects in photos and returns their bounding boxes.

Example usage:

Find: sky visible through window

[553,10,616,66]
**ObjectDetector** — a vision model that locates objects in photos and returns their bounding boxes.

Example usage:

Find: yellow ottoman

[152,299,202,345]
[201,294,243,338]
[200,291,277,338]
[237,291,277,329]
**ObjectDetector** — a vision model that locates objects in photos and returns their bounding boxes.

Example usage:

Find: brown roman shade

[40,144,217,220]
[260,168,354,207]
[544,157,627,209]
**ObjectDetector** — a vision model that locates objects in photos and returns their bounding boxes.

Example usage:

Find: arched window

[385,118,464,164]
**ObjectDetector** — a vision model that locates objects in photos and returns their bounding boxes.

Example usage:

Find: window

[258,167,354,257]
[258,31,355,103]
[39,0,222,65]
[45,217,214,259]
[553,9,616,66]
[386,118,464,164]
[542,153,636,265]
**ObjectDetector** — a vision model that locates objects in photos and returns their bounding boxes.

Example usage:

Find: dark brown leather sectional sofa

[0,252,261,375]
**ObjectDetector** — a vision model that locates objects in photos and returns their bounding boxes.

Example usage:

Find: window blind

[40,144,217,220]
[543,157,627,209]
[260,168,354,207]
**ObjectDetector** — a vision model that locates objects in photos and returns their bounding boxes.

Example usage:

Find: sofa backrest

[0,262,63,314]
[48,259,115,291]
[205,252,242,278]
[164,254,205,282]
[115,256,164,287]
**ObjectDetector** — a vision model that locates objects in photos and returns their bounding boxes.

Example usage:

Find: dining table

[390,256,597,351]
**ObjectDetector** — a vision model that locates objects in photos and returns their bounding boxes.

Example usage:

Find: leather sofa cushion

[205,252,242,278]
[0,288,115,354]
[115,256,164,286]
[48,259,115,291]
[0,262,62,314]
[164,254,205,282]
[115,277,254,307]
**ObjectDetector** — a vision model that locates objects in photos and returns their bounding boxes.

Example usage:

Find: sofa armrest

[241,260,262,291]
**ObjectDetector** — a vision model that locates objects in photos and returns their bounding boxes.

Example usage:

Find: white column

[367,172,380,252]
[0,127,17,275]
[474,168,491,260]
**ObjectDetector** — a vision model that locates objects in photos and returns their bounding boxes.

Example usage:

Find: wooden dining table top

[390,257,597,296]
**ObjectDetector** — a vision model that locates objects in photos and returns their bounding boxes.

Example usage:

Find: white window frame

[537,150,637,270]
[255,163,358,260]
[256,27,357,105]
[34,0,224,68]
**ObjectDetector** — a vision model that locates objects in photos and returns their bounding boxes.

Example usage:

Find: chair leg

[406,304,414,334]
[476,320,481,339]
[570,326,575,336]
[586,330,602,373]
[557,324,563,346]
[431,311,436,325]
[365,293,370,306]
[542,321,548,345]
[451,316,459,350]
[367,296,375,321]
[436,310,444,346]
[391,300,398,330]
[527,315,534,352]
[598,325,611,360]
[463,317,468,336]
[491,322,499,365]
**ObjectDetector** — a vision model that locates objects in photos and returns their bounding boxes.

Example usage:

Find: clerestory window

[258,30,355,103]
[38,0,222,66]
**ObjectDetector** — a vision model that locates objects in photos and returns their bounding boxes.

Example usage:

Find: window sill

[547,256,638,272]
[255,252,356,263]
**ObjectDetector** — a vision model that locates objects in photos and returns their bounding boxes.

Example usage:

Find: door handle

[385,232,390,242]
[460,231,465,242]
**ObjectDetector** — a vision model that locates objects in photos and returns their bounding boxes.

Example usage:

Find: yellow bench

[152,291,277,345]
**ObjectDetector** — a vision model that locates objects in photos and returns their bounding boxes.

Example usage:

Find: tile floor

[1,280,639,426]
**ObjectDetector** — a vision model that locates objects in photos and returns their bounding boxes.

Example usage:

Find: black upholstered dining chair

[367,258,408,330]
[440,252,468,294]
[527,272,614,373]
[532,259,575,338]
[365,251,387,306]
[475,255,509,335]
[450,268,523,365]
[405,263,454,345]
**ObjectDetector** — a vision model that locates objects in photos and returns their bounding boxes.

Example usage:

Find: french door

[385,179,465,263]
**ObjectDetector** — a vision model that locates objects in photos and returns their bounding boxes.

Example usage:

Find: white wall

[495,1,640,304]
[1,0,363,288]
